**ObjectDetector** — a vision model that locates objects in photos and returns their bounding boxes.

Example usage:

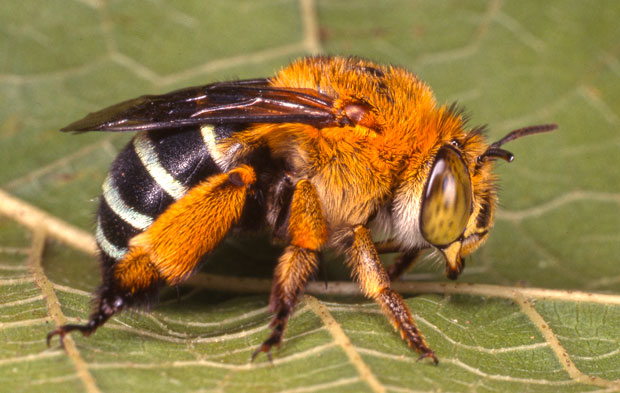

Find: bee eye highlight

[420,145,473,247]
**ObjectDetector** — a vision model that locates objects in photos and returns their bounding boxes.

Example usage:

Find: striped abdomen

[96,124,238,267]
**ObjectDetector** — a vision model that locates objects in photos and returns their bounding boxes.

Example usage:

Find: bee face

[392,140,483,279]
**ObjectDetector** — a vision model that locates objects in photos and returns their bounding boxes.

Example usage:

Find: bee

[47,56,556,363]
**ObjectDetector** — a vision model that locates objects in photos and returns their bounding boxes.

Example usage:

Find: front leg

[373,240,424,281]
[253,179,327,361]
[346,226,438,363]
[387,249,422,281]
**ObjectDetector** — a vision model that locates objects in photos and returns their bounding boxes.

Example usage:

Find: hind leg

[46,254,137,346]
[47,165,256,346]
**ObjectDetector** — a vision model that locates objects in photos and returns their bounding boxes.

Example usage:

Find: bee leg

[346,225,438,364]
[373,240,424,281]
[46,286,127,347]
[252,245,320,361]
[374,239,400,254]
[387,249,422,281]
[47,249,159,348]
[252,179,326,361]
[47,166,257,347]
[125,165,257,287]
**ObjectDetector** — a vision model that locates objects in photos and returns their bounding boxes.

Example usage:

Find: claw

[46,328,65,348]
[417,350,439,365]
[251,343,274,363]
[46,323,95,348]
[251,330,283,363]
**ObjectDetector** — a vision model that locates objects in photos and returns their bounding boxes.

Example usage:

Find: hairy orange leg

[119,165,256,288]
[252,179,327,361]
[47,166,256,346]
[347,226,438,364]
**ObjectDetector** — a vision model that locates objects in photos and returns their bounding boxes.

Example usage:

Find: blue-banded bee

[47,56,556,362]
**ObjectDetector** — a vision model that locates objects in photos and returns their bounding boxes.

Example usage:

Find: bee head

[393,124,557,280]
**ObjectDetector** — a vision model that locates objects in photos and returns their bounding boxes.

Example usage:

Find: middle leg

[253,179,327,360]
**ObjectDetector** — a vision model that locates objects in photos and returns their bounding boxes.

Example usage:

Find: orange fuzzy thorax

[273,57,473,159]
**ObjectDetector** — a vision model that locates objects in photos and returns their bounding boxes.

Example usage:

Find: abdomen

[95,124,238,267]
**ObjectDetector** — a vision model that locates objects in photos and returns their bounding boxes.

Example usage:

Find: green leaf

[1,1,619,392]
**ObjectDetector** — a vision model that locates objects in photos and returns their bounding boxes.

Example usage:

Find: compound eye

[420,145,473,247]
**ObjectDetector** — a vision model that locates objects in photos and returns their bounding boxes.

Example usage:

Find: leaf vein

[27,229,101,393]
[514,293,620,389]
[305,295,386,393]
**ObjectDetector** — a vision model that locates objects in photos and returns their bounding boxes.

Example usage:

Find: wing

[61,79,341,132]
